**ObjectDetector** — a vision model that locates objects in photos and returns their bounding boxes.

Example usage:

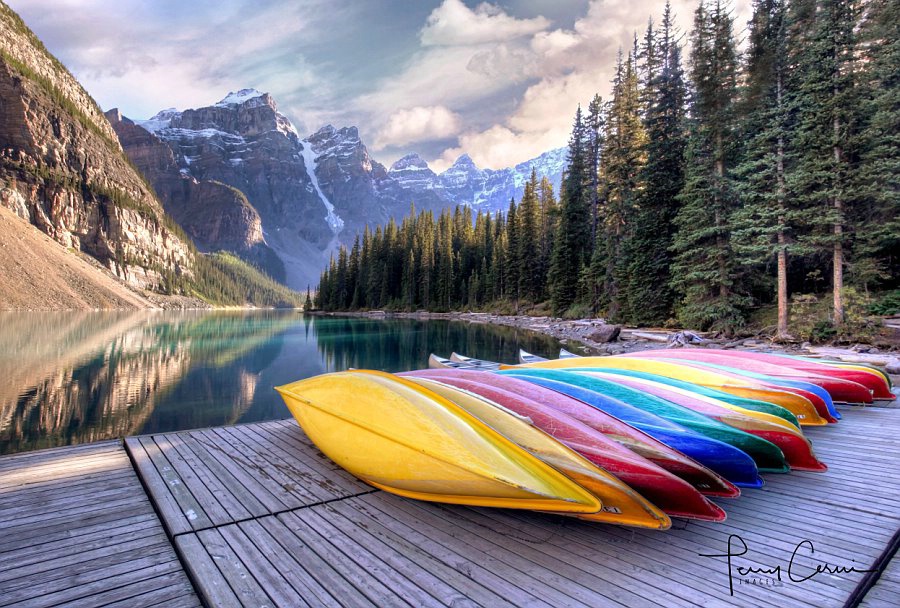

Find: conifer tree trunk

[833,115,844,325]
[776,72,789,338]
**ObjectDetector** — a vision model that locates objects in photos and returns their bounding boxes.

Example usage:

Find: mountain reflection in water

[0,311,561,455]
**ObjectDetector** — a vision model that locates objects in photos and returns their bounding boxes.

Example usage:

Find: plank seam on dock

[121,437,210,608]
[124,431,379,536]
[168,489,381,538]
[845,527,900,608]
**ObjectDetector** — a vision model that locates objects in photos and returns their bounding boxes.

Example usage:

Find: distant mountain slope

[0,3,303,309]
[134,89,567,288]
[0,2,193,290]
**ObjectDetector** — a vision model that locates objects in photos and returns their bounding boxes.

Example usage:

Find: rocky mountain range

[125,89,566,289]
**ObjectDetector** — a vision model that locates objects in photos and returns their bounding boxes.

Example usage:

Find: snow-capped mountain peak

[216,88,266,106]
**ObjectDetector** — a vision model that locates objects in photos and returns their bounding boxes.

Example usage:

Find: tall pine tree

[671,0,744,332]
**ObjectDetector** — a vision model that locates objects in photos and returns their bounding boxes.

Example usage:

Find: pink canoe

[403,369,739,499]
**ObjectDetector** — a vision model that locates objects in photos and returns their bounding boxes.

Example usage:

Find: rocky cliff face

[0,3,194,290]
[107,109,285,281]
[135,89,567,288]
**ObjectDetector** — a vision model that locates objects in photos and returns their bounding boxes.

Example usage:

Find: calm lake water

[0,311,561,455]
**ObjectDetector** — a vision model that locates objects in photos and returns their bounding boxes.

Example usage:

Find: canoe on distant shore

[449,353,502,369]
[276,370,602,513]
[518,349,549,364]
[403,369,739,498]
[406,374,725,522]
[429,353,484,370]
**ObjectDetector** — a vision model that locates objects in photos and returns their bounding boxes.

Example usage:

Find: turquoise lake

[0,311,562,455]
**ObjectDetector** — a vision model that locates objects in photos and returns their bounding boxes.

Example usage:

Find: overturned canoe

[506,356,828,425]
[405,377,673,528]
[403,369,738,498]
[580,371,826,472]
[504,369,778,477]
[276,371,602,513]
[499,371,764,488]
[630,350,866,411]
[584,368,801,428]
[643,349,885,402]
[407,374,724,522]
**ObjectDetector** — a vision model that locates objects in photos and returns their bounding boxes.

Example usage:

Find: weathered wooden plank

[174,533,241,608]
[473,506,731,608]
[4,559,184,608]
[0,495,149,538]
[237,519,344,608]
[0,470,135,504]
[259,516,377,608]
[153,434,237,526]
[0,518,161,574]
[124,437,196,536]
[278,511,409,607]
[0,441,121,471]
[350,496,541,608]
[139,436,215,532]
[220,424,336,504]
[181,429,280,516]
[97,578,200,608]
[1,501,153,547]
[325,499,497,607]
[362,496,600,607]
[256,422,369,489]
[0,478,141,525]
[0,537,172,588]
[195,527,274,607]
[216,523,311,608]
[0,513,157,558]
[299,506,446,608]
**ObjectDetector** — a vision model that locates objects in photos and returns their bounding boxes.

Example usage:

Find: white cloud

[374,105,461,149]
[419,0,754,170]
[420,0,549,47]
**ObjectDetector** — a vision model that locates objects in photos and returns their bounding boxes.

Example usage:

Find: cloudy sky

[9,0,751,171]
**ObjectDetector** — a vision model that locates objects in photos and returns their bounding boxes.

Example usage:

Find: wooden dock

[0,441,200,607]
[2,405,899,607]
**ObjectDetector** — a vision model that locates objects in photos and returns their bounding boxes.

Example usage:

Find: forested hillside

[317,0,898,337]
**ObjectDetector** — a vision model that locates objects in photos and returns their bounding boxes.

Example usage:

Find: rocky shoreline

[310,309,900,376]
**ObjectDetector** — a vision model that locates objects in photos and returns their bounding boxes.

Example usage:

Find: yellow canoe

[505,357,828,425]
[276,370,602,513]
[406,376,671,529]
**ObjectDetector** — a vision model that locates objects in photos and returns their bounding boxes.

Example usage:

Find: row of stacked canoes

[276,348,895,530]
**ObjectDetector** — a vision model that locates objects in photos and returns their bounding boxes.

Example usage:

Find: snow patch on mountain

[216,88,265,106]
[135,108,179,133]
[300,140,344,234]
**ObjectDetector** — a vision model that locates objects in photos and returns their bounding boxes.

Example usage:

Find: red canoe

[403,369,739,500]
[630,350,876,403]
[584,371,827,472]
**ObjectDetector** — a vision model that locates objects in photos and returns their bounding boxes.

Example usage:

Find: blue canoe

[500,370,764,488]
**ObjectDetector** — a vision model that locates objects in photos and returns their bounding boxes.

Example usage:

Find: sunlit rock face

[0,6,194,290]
